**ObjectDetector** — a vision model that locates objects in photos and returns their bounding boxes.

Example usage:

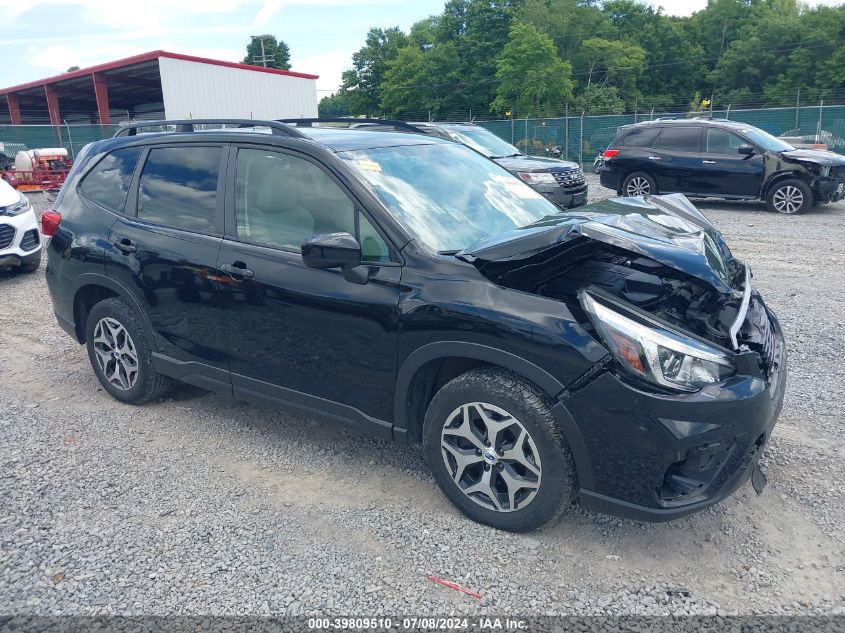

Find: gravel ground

[0,184,843,619]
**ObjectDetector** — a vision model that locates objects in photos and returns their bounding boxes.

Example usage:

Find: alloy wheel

[92,317,139,391]
[625,176,651,196]
[772,185,804,213]
[440,402,542,512]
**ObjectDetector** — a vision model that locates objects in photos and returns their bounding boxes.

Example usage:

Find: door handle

[647,155,662,161]
[113,239,136,254]
[702,160,717,164]
[221,262,254,279]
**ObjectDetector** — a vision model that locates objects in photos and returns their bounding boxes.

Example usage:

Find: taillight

[603,149,620,158]
[41,210,62,237]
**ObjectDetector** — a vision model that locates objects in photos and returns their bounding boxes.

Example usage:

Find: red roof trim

[0,50,318,96]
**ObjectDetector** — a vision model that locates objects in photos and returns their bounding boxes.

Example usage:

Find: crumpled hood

[780,148,845,166]
[459,193,739,294]
[495,154,581,173]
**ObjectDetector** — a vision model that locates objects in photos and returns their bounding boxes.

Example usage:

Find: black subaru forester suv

[44,119,786,532]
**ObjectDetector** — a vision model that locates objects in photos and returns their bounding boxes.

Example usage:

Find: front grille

[0,224,15,250]
[553,170,586,190]
[19,229,40,252]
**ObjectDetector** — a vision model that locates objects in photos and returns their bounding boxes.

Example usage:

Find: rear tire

[766,179,812,214]
[423,367,576,532]
[85,297,171,404]
[621,171,657,197]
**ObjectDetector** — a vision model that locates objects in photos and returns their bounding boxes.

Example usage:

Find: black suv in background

[44,119,784,532]
[599,118,845,214]
[282,119,588,210]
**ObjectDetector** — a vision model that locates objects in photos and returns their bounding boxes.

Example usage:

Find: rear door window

[619,127,661,148]
[653,127,702,152]
[137,146,222,233]
[79,147,142,212]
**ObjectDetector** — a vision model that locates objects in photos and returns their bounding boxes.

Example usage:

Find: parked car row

[38,117,786,532]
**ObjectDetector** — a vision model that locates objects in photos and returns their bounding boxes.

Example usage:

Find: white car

[0,179,41,273]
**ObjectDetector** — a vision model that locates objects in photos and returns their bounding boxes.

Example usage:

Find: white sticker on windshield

[356,159,382,172]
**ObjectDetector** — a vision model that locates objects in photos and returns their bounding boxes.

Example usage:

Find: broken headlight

[581,291,735,392]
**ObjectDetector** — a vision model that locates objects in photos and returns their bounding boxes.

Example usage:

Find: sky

[4,0,843,96]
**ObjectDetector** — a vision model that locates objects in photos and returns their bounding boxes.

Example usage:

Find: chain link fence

[476,104,845,166]
[1,103,843,166]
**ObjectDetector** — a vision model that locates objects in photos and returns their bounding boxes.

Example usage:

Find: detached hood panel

[460,194,739,294]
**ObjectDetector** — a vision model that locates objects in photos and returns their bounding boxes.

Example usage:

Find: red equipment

[1,148,73,192]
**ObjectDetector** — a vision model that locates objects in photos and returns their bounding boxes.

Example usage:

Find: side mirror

[302,232,361,270]
[738,144,755,156]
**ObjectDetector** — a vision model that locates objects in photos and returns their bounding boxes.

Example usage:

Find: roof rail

[277,117,426,134]
[113,118,306,138]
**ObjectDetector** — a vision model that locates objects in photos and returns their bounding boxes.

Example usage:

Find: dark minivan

[599,118,845,214]
[44,119,785,532]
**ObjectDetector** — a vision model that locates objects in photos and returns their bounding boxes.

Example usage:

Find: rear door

[696,127,764,197]
[106,143,230,385]
[648,126,703,193]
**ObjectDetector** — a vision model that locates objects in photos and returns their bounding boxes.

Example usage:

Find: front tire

[423,367,576,532]
[767,179,812,214]
[621,171,657,197]
[85,297,171,404]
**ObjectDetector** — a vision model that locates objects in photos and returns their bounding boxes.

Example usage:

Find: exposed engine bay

[461,194,777,376]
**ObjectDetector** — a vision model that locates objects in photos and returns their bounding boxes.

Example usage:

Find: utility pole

[250,35,274,67]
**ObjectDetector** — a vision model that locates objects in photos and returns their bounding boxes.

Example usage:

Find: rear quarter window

[618,127,661,148]
[78,146,143,212]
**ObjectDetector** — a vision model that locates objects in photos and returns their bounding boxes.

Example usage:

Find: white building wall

[158,57,317,120]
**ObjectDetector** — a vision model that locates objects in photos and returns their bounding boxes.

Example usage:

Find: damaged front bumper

[813,177,845,203]
[562,303,786,522]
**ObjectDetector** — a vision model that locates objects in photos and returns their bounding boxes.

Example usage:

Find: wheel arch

[394,341,595,491]
[394,342,567,445]
[762,170,811,200]
[71,273,156,348]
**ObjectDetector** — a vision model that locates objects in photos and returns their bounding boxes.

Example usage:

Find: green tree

[580,37,645,94]
[574,84,625,114]
[243,35,291,70]
[380,43,464,119]
[340,27,409,116]
[492,23,574,117]
[66,65,80,72]
[318,92,352,117]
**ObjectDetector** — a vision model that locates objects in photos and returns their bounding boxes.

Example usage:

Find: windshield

[444,127,521,159]
[338,143,561,253]
[738,126,795,152]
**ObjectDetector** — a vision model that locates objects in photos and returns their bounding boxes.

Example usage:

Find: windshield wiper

[437,249,461,256]
[490,153,522,159]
